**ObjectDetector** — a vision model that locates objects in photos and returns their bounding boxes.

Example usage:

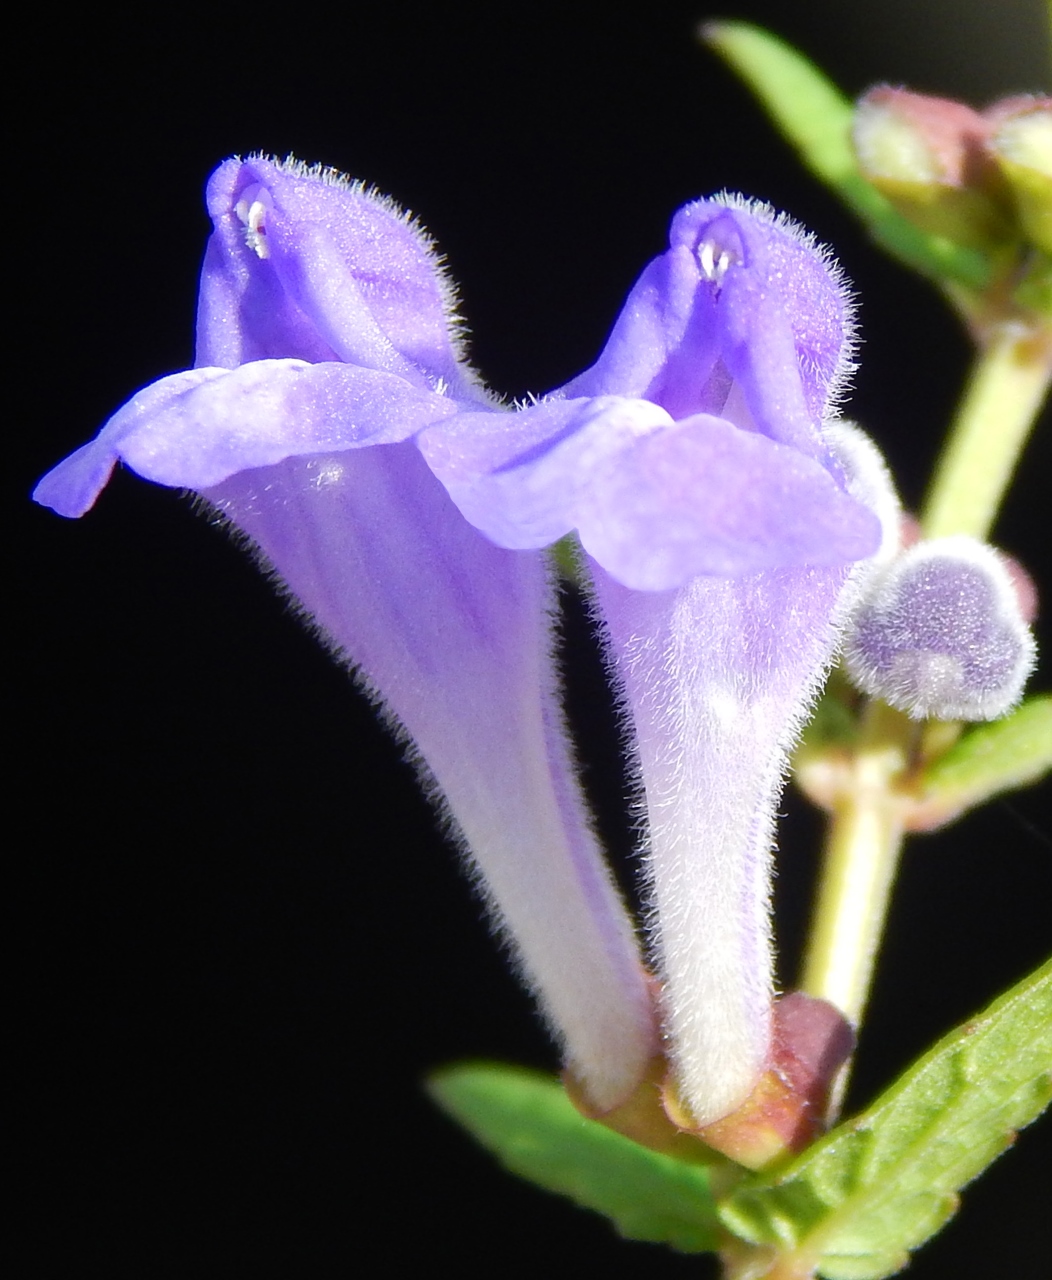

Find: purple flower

[420,197,890,1130]
[35,160,887,1132]
[35,157,658,1115]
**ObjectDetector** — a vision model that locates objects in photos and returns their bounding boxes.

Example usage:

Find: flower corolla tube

[35,156,889,1131]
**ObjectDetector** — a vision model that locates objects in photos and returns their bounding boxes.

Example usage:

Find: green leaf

[548,532,587,587]
[702,21,991,292]
[718,958,1052,1279]
[428,1062,723,1252]
[908,696,1052,830]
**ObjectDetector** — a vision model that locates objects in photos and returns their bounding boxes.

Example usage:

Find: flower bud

[985,96,1052,255]
[843,536,1036,721]
[852,87,1013,248]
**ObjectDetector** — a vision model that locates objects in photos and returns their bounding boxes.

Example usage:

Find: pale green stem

[798,321,1050,1120]
[921,322,1052,540]
[799,702,912,1027]
[798,704,916,1123]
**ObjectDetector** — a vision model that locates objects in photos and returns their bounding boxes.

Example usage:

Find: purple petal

[575,413,881,589]
[198,158,483,403]
[669,199,855,428]
[561,246,721,409]
[421,397,881,588]
[205,444,658,1110]
[563,198,854,451]
[34,368,231,517]
[419,396,675,551]
[35,361,458,514]
[421,195,871,590]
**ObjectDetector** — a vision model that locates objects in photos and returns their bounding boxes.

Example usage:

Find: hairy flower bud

[843,536,1037,721]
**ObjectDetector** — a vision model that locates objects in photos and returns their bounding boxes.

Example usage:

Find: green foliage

[702,21,991,293]
[910,695,1052,829]
[427,1063,723,1252]
[429,964,1051,1274]
[718,958,1052,1278]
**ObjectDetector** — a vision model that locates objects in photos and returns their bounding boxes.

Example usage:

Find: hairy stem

[921,321,1052,540]
[798,317,1050,1117]
[798,701,914,1117]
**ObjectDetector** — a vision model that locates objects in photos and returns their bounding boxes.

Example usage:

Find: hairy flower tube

[420,198,891,1137]
[35,158,889,1137]
[34,157,658,1114]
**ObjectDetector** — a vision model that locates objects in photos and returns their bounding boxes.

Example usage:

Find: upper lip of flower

[415,195,879,590]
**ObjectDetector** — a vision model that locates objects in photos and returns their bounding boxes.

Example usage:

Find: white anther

[697,239,736,284]
[234,186,272,259]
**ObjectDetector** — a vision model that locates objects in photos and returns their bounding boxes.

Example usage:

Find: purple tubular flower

[33,157,659,1114]
[422,198,888,1126]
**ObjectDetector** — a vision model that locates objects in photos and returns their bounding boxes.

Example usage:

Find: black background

[15,1,1051,1276]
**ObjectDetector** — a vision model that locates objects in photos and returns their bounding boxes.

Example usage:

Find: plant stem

[920,321,1052,540]
[799,701,913,1029]
[798,317,1050,1116]
[721,1241,816,1280]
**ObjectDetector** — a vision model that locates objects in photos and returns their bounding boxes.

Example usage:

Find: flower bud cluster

[852,87,1051,257]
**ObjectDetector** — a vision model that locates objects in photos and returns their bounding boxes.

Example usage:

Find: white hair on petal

[705,191,860,415]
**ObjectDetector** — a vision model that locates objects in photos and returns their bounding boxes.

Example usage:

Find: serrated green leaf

[718,958,1052,1279]
[427,1062,722,1252]
[909,696,1052,830]
[702,21,991,292]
